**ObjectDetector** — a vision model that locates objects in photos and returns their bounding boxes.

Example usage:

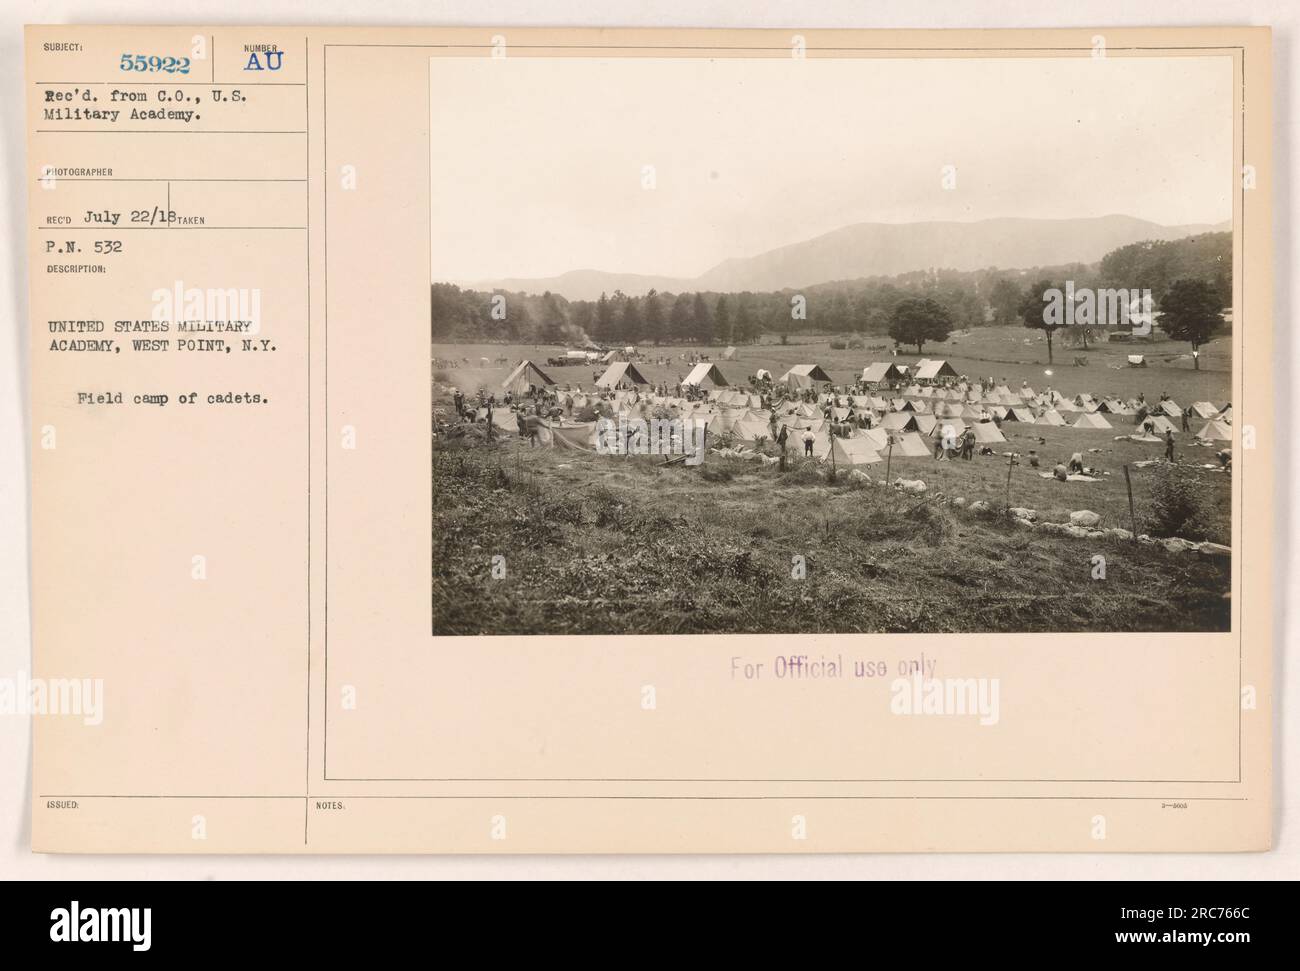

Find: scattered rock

[1198,542,1231,557]
[1162,537,1198,553]
[1009,507,1036,520]
[968,500,990,512]
[952,497,967,507]
[1070,510,1101,527]
[1064,524,1092,539]
[1105,528,1134,541]
[895,479,927,494]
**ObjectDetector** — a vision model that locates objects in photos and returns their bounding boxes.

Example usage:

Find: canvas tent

[971,421,1007,444]
[1035,409,1067,426]
[501,360,556,396]
[822,436,882,466]
[1003,407,1037,423]
[1196,420,1233,442]
[1155,400,1183,418]
[682,362,730,389]
[913,359,959,383]
[1189,401,1220,419]
[892,431,933,456]
[1073,413,1113,430]
[595,361,650,390]
[778,364,834,387]
[880,412,919,433]
[861,362,905,384]
[547,422,599,450]
[1142,415,1178,435]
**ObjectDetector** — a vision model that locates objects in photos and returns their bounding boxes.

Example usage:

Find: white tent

[1073,412,1113,430]
[1035,409,1067,426]
[682,362,729,388]
[913,359,959,383]
[501,360,556,395]
[778,363,834,386]
[822,436,882,466]
[861,362,904,384]
[971,421,1007,444]
[1195,420,1233,442]
[595,361,650,390]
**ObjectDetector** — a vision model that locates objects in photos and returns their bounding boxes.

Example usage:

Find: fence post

[1123,464,1138,542]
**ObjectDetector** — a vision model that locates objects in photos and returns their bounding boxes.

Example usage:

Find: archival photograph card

[25,24,1273,853]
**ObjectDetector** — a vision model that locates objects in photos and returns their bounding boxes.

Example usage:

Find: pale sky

[429,55,1233,282]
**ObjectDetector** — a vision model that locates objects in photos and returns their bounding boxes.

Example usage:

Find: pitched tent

[1073,412,1113,430]
[913,359,959,383]
[778,363,834,387]
[730,415,774,442]
[1004,407,1037,423]
[595,361,650,390]
[892,431,934,456]
[929,419,967,439]
[682,362,729,389]
[880,412,919,432]
[1190,401,1220,419]
[721,346,737,360]
[971,421,1007,444]
[1035,409,1067,426]
[1097,399,1134,415]
[860,427,889,451]
[501,360,556,396]
[822,436,882,466]
[861,362,905,384]
[1196,420,1233,442]
[1156,400,1183,418]
[1142,415,1178,435]
[548,422,599,450]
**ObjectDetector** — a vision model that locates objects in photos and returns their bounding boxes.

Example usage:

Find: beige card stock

[25,25,1272,853]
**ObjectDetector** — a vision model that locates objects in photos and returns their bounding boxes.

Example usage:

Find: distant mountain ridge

[468,215,1229,301]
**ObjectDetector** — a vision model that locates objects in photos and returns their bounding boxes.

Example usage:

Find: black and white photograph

[430,53,1236,634]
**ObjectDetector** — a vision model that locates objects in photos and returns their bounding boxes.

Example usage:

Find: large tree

[593,292,614,341]
[691,292,713,344]
[669,293,693,342]
[887,297,953,354]
[714,295,733,343]
[1158,278,1224,370]
[619,296,643,344]
[643,289,665,344]
[1018,278,1065,364]
[988,277,1023,327]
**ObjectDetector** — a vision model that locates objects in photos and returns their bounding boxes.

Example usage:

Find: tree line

[431,232,1231,353]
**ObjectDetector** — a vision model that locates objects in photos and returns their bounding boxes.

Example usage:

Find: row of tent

[499,360,1232,442]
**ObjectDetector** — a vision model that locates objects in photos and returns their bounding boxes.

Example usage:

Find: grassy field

[431,433,1231,636]
[433,325,1232,407]
[431,326,1231,635]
